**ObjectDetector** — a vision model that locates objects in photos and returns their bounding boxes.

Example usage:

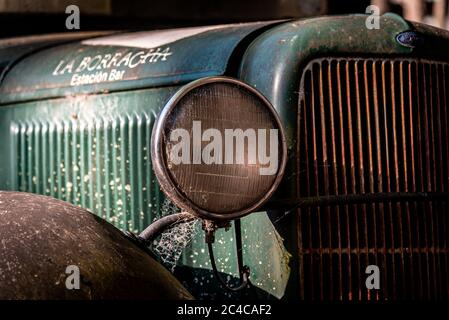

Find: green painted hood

[0,32,115,87]
[0,21,279,104]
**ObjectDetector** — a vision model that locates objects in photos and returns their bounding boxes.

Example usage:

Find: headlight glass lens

[152,77,286,220]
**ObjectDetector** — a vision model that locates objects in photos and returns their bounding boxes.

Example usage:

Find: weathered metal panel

[0,32,114,83]
[3,14,449,300]
[0,20,292,300]
[240,14,412,151]
[0,87,179,231]
[0,85,291,299]
[238,14,449,300]
[0,21,279,104]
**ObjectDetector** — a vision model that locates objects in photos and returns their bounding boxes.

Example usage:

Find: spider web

[150,198,200,272]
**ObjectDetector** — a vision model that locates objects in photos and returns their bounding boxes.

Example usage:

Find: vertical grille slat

[370,61,382,300]
[86,122,95,211]
[298,57,449,300]
[14,112,160,233]
[404,62,416,299]
[319,62,332,300]
[441,64,449,298]
[354,61,364,300]
[327,61,343,300]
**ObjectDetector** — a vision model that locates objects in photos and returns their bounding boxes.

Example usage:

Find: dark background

[0,0,370,38]
[0,0,447,39]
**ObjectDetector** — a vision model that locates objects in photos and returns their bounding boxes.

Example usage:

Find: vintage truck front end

[0,14,448,300]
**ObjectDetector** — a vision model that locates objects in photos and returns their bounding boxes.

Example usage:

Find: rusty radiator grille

[297,58,449,300]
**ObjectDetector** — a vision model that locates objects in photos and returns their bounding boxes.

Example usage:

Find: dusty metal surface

[296,57,449,300]
[0,21,280,104]
[0,31,114,84]
[0,191,193,299]
[238,14,449,300]
[2,13,449,300]
[239,14,414,206]
[0,87,180,230]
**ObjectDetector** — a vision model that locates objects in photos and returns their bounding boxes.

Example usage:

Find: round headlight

[151,77,286,221]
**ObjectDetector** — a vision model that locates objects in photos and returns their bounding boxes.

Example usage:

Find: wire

[206,219,251,292]
[207,241,250,292]
[138,212,196,244]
